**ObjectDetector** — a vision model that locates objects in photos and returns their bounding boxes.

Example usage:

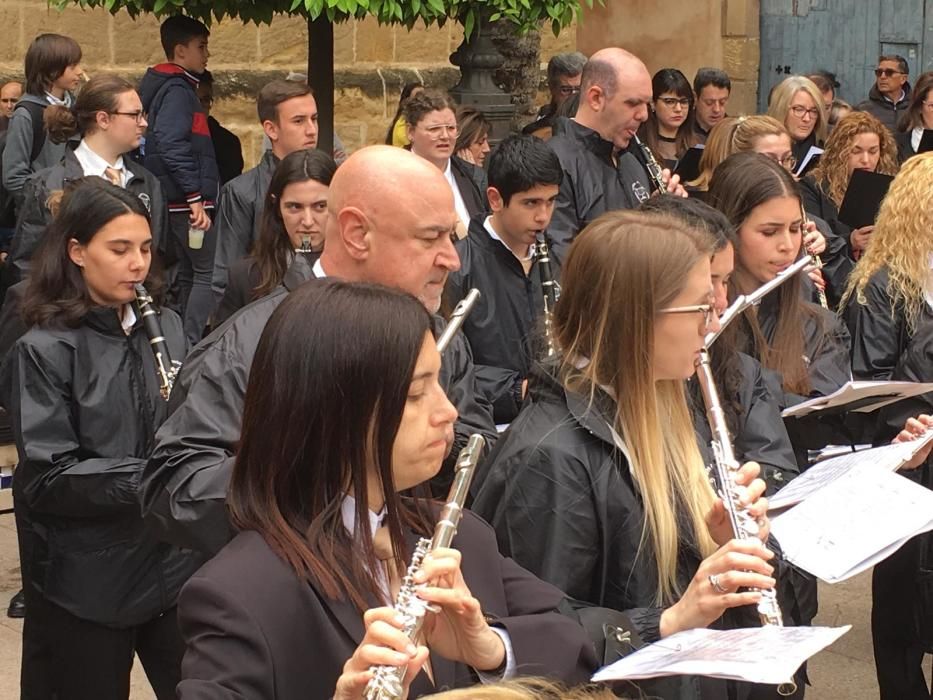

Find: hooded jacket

[142,255,498,554]
[8,143,168,280]
[445,216,561,423]
[1,93,70,204]
[547,117,653,258]
[138,63,219,209]
[857,82,912,133]
[0,305,204,627]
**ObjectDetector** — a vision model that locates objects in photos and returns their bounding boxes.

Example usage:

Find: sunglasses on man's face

[874,68,906,78]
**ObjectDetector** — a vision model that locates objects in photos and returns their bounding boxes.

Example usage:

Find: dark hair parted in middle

[45,74,136,144]
[252,148,337,299]
[487,134,562,205]
[22,178,155,328]
[24,33,82,97]
[228,278,436,611]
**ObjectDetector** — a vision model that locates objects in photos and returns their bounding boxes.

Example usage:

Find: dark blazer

[176,512,597,699]
[449,156,488,221]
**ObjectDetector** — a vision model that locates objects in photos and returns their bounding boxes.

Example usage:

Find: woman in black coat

[470,210,777,700]
[0,179,201,700]
[840,152,933,700]
[213,148,335,327]
[177,279,597,699]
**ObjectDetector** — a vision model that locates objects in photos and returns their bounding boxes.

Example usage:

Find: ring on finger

[708,573,728,594]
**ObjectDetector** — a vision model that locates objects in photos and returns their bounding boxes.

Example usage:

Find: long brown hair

[810,111,899,208]
[228,279,436,611]
[553,210,718,604]
[45,74,136,144]
[252,148,337,299]
[708,152,819,395]
[898,71,933,132]
[22,178,157,328]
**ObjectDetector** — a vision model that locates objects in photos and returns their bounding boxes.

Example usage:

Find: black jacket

[209,149,278,299]
[799,175,852,252]
[208,115,243,186]
[177,514,597,699]
[0,305,203,627]
[138,63,219,208]
[857,83,912,133]
[142,255,498,554]
[450,155,489,221]
[691,351,799,491]
[212,256,261,329]
[547,117,653,257]
[470,366,759,700]
[8,144,169,280]
[791,133,822,178]
[445,216,559,423]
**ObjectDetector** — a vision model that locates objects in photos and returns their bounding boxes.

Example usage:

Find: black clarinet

[534,233,560,356]
[134,284,182,401]
[633,134,667,193]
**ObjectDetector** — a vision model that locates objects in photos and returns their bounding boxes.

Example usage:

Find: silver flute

[632,134,667,193]
[134,284,182,401]
[436,288,480,354]
[363,434,486,700]
[799,206,829,309]
[533,233,560,356]
[694,350,797,696]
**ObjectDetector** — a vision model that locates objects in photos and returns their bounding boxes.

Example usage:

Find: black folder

[837,169,894,229]
[919,129,933,154]
[674,146,704,182]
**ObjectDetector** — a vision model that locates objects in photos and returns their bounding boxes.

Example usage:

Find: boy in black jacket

[138,15,219,344]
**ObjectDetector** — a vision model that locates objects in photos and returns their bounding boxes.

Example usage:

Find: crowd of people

[0,16,931,700]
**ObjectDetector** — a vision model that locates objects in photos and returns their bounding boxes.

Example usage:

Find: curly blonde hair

[841,152,933,332]
[809,111,899,207]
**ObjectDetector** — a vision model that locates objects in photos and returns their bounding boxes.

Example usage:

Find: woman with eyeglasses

[800,111,899,261]
[213,148,336,327]
[767,76,828,177]
[403,90,487,237]
[894,70,933,163]
[637,68,699,169]
[472,210,778,700]
[8,74,167,281]
[708,153,850,416]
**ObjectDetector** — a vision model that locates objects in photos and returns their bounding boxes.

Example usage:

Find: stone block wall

[0,0,574,168]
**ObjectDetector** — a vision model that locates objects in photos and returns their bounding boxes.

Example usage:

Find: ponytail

[44,104,79,144]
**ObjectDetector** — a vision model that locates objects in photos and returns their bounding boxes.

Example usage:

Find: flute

[800,206,829,308]
[436,288,480,354]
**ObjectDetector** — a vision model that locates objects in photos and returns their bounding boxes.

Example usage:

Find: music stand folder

[837,170,894,229]
[673,145,704,182]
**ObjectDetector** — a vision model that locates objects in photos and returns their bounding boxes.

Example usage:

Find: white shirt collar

[483,216,536,262]
[340,493,386,539]
[120,304,137,335]
[443,159,472,231]
[912,126,924,153]
[312,257,327,279]
[74,140,126,186]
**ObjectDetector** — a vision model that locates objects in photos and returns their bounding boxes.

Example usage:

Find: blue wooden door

[758,0,928,112]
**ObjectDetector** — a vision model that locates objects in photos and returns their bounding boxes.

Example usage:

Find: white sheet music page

[591,625,849,685]
[768,436,933,511]
[781,380,933,418]
[770,467,933,582]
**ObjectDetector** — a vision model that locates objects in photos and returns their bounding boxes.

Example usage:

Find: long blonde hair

[426,678,618,700]
[841,152,933,333]
[553,210,718,604]
[767,76,828,144]
[691,115,790,190]
[809,111,899,208]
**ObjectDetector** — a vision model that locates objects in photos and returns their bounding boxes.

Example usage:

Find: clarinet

[694,351,797,696]
[363,434,486,700]
[134,284,182,401]
[633,133,667,193]
[436,288,480,354]
[533,233,560,356]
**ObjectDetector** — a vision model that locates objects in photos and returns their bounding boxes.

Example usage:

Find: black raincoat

[0,305,203,627]
[142,255,498,554]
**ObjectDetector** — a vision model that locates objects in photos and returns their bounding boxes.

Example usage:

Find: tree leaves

[50,0,602,36]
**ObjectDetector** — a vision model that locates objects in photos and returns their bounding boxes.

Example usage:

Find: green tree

[52,0,597,149]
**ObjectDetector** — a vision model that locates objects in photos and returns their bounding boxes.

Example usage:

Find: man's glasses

[658,303,716,330]
[657,97,691,109]
[789,105,820,119]
[112,110,146,124]
[874,68,906,78]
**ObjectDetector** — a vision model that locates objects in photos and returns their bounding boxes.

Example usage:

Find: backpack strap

[14,100,48,163]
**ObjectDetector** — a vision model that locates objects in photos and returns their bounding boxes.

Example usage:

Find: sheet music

[770,467,933,582]
[768,436,933,511]
[591,625,849,685]
[781,380,933,418]
[795,146,823,175]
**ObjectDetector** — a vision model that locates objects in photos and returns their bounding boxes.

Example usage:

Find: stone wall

[0,0,573,168]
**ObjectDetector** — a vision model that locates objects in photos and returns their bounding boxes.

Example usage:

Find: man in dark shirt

[196,71,243,186]
[446,135,562,423]
[857,54,911,133]
[692,68,731,142]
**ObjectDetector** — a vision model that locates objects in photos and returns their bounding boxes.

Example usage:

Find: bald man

[548,48,684,256]
[0,81,22,129]
[142,146,498,554]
